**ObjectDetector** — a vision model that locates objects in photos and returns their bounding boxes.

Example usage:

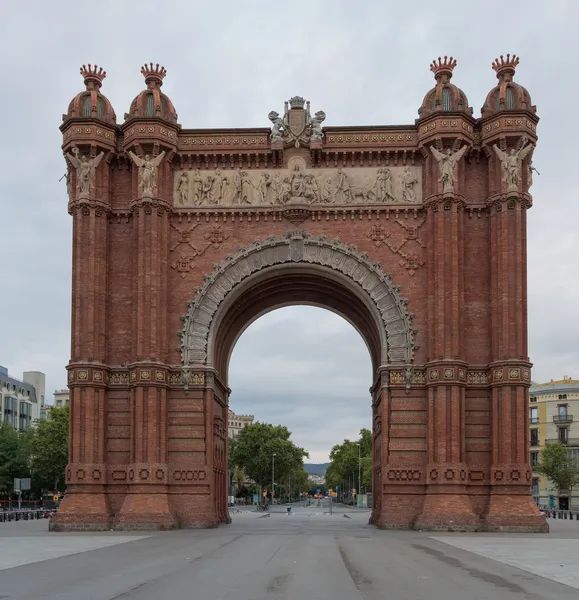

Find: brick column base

[373,489,424,529]
[483,492,549,532]
[414,489,482,531]
[113,488,177,531]
[49,488,111,531]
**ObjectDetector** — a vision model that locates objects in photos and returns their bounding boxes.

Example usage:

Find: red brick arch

[52,63,547,532]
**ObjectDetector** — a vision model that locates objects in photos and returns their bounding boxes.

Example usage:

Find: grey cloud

[1,0,578,461]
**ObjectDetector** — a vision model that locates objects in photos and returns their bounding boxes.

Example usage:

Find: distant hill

[304,463,330,475]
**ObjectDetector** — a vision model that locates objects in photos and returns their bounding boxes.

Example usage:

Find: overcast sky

[1,1,578,462]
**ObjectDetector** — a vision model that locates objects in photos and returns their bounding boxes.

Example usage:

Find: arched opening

[227,305,372,512]
[180,231,417,526]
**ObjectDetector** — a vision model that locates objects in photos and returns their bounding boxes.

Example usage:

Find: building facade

[530,377,579,510]
[52,55,546,533]
[227,410,254,439]
[0,366,45,431]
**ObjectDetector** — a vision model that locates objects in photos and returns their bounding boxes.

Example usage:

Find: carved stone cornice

[130,196,172,216]
[122,118,180,151]
[68,198,111,217]
[488,361,532,387]
[423,192,467,212]
[485,191,532,212]
[479,111,538,146]
[61,120,118,152]
[416,113,476,146]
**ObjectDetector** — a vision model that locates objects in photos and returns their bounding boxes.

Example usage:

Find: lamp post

[356,442,361,508]
[271,452,276,504]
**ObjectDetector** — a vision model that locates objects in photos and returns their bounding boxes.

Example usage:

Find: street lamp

[356,442,361,507]
[271,453,276,504]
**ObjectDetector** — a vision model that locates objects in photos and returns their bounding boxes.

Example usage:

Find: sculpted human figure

[214,169,229,203]
[493,139,534,191]
[401,167,418,203]
[193,169,203,205]
[279,176,291,204]
[258,173,275,204]
[176,172,189,205]
[376,168,394,202]
[321,177,335,204]
[201,176,215,205]
[65,146,105,197]
[127,151,166,197]
[290,164,306,198]
[268,111,285,142]
[240,171,253,204]
[430,145,468,193]
[335,168,351,204]
[310,110,326,142]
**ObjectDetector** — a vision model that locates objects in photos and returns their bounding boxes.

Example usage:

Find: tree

[0,422,30,495]
[230,422,308,497]
[536,442,579,496]
[28,406,69,492]
[325,428,372,494]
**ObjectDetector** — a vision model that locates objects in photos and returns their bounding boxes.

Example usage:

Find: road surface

[0,502,578,599]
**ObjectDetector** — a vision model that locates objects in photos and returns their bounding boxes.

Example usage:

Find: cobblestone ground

[0,504,578,599]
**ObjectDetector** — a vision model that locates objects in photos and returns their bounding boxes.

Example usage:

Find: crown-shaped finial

[430,56,457,79]
[141,63,167,87]
[80,64,106,89]
[288,96,306,109]
[492,54,520,78]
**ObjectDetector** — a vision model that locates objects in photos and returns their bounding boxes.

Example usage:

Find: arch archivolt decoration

[180,230,417,368]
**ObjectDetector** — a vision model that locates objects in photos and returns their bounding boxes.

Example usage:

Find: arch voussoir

[180,230,417,367]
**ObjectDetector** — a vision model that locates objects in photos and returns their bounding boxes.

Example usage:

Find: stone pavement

[0,505,578,599]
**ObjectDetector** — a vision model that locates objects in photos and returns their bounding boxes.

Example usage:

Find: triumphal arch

[51,55,547,532]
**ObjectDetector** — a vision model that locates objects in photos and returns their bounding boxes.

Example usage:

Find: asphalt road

[0,503,578,599]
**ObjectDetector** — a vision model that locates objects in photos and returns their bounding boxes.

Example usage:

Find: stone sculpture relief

[174,165,422,207]
[268,96,326,147]
[180,230,418,367]
[430,145,468,193]
[493,137,534,192]
[65,146,105,198]
[128,151,166,197]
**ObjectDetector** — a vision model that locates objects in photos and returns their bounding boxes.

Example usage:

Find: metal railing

[544,509,579,521]
[553,414,574,424]
[0,509,51,523]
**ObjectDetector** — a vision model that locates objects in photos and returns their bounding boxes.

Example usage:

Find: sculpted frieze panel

[173,166,422,208]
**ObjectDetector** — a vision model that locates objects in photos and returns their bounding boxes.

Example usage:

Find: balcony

[553,414,573,424]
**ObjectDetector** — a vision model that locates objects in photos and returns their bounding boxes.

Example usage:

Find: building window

[558,404,568,418]
[559,427,569,444]
[19,402,31,432]
[97,99,104,120]
[441,88,452,111]
[530,451,539,469]
[530,429,539,446]
[505,87,515,109]
[146,94,155,117]
[530,396,537,403]
[532,477,539,497]
[4,396,16,427]
[558,394,567,400]
[530,406,539,424]
[83,95,92,117]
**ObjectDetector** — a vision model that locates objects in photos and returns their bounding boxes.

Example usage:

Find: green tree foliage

[325,428,372,492]
[0,422,30,494]
[230,422,309,493]
[536,442,579,493]
[28,407,69,492]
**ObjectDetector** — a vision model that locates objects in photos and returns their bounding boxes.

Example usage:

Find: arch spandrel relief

[173,165,422,208]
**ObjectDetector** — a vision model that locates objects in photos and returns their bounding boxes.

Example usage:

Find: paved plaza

[0,505,578,599]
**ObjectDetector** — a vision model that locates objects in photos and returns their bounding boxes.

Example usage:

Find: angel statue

[430,145,468,193]
[65,146,105,198]
[493,139,534,192]
[127,151,166,197]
